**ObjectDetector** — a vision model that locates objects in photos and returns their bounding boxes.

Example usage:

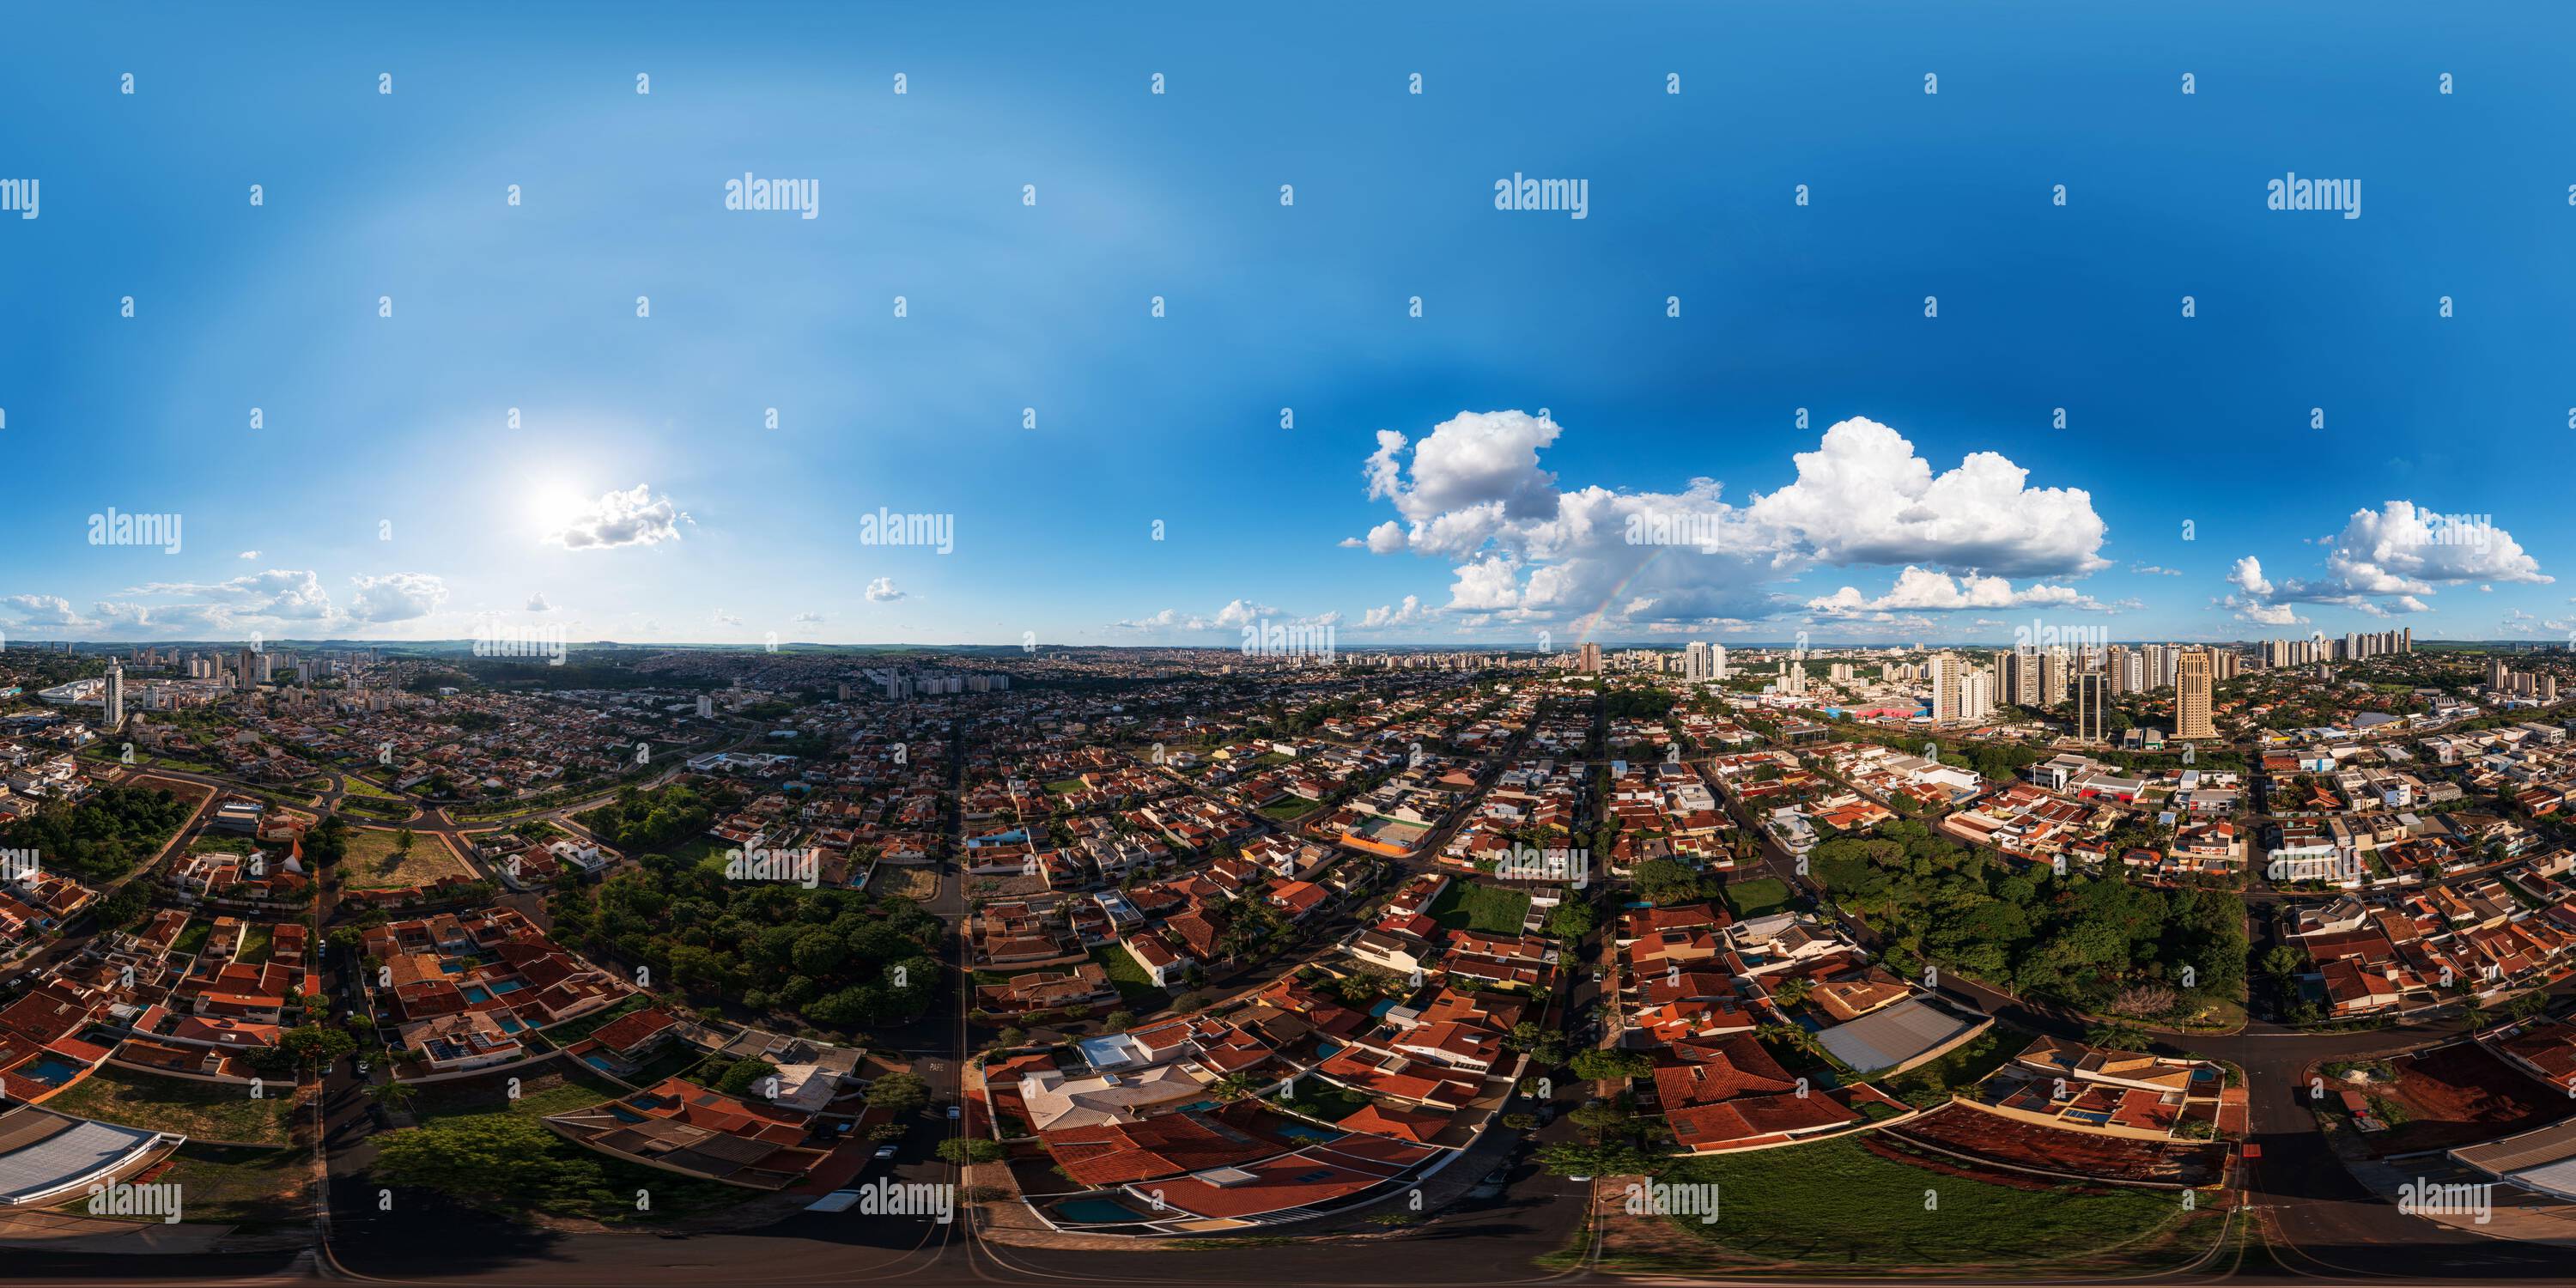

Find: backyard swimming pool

[1050,1196,1156,1224]
[22,1054,86,1085]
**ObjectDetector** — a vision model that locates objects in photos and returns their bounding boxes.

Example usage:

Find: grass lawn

[172,919,213,956]
[341,828,472,890]
[1875,1024,2021,1107]
[374,1112,750,1227]
[1654,1138,2191,1267]
[339,775,404,800]
[413,1064,623,1122]
[61,1143,307,1229]
[1721,876,1794,919]
[657,835,723,867]
[45,1066,296,1145]
[236,924,274,966]
[1429,879,1531,935]
[1044,779,1085,793]
[1273,1078,1370,1123]
[1090,945,1172,1010]
[538,995,651,1047]
[1260,798,1321,822]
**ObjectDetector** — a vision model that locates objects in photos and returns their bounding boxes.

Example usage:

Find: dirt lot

[127,775,214,811]
[869,865,940,901]
[341,827,475,890]
[1886,1103,2225,1186]
[2352,1041,2573,1157]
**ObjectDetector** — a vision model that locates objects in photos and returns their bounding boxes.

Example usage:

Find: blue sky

[3,2,2572,650]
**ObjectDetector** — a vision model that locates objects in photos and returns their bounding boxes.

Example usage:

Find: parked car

[873,1144,900,1161]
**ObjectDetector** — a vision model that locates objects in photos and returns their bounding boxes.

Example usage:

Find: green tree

[867,1071,933,1115]
[1544,898,1598,939]
[1570,1048,1653,1082]
[271,1023,358,1069]
[366,1078,419,1111]
[1534,1139,1666,1178]
[374,1114,619,1212]
[936,1138,1005,1164]
[716,1059,781,1099]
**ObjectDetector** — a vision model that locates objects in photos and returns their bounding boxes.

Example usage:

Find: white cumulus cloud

[544,484,688,550]
[1806,567,2106,616]
[346,573,450,623]
[1352,411,2111,629]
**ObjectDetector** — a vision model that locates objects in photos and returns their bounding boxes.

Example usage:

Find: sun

[526,482,593,539]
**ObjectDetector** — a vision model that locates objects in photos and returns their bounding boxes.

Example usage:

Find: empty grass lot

[1653,1139,2191,1267]
[341,828,472,890]
[412,1064,622,1122]
[1090,945,1172,1010]
[60,1142,307,1229]
[1720,876,1794,919]
[1429,879,1530,936]
[45,1066,296,1145]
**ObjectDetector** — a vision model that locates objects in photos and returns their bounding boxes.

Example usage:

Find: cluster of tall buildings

[179,647,276,690]
[875,671,1010,698]
[1925,652,1996,723]
[2259,629,2411,668]
[1921,641,2226,740]
[2488,658,2560,702]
